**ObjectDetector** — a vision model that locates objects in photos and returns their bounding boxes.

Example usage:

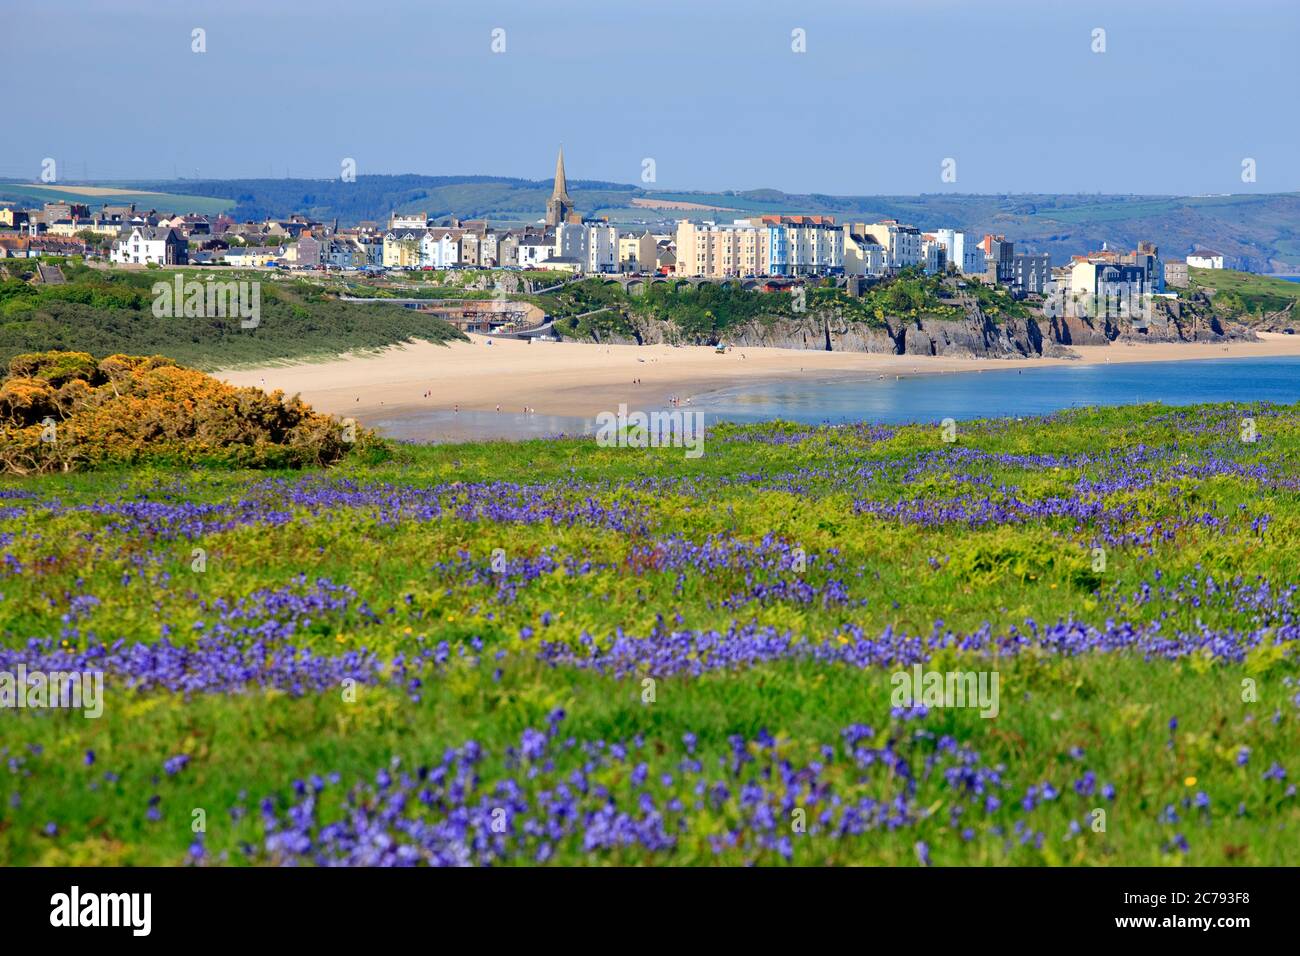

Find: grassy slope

[1187,267,1300,318]
[0,264,466,368]
[2,402,1298,865]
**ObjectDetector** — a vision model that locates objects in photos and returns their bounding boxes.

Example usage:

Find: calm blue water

[373,356,1300,441]
[691,357,1300,426]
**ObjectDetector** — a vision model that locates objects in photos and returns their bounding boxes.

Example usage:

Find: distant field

[1036,199,1185,225]
[643,192,788,215]
[1034,193,1285,226]
[630,197,738,212]
[0,182,235,216]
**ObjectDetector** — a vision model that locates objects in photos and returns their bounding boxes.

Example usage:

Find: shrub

[0,350,381,475]
[8,350,99,387]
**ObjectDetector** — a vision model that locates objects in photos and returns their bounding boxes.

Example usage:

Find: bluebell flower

[163,754,190,776]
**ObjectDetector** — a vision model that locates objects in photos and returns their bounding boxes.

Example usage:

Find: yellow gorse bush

[0,350,375,474]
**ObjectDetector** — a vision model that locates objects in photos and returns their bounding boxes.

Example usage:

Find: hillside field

[0,182,235,217]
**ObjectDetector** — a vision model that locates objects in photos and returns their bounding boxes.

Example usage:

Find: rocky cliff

[565,291,1257,359]
[1049,292,1256,348]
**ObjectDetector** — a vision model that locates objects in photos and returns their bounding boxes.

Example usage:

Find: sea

[373,355,1300,441]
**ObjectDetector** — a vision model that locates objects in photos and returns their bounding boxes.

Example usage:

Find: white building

[1186,249,1225,270]
[921,234,948,274]
[930,228,984,275]
[585,223,619,274]
[756,216,842,275]
[420,229,461,268]
[109,226,187,265]
[389,212,429,230]
[518,235,553,269]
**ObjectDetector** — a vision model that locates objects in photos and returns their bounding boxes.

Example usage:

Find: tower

[545,146,579,227]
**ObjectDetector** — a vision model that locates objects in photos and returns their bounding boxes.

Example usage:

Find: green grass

[11,655,1290,866]
[1187,267,1300,318]
[1,402,1299,864]
[0,263,465,368]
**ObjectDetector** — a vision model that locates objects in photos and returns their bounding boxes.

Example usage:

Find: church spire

[551,146,570,202]
[545,146,578,227]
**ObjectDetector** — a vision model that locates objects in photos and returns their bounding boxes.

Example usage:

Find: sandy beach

[217,333,1300,425]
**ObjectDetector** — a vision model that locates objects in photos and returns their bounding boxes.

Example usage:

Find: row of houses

[673,215,1234,302]
[0,203,672,274]
[377,218,665,274]
[0,157,1234,292]
[1052,241,1167,298]
[1,201,336,242]
[674,216,1058,295]
[0,198,358,266]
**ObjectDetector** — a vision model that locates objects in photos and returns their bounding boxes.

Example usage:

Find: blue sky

[5,0,1296,195]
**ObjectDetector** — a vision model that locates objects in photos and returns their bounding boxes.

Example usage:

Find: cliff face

[561,292,1258,358]
[1050,294,1256,348]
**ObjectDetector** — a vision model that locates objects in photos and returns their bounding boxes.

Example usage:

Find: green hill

[1186,267,1300,320]
[0,262,465,369]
